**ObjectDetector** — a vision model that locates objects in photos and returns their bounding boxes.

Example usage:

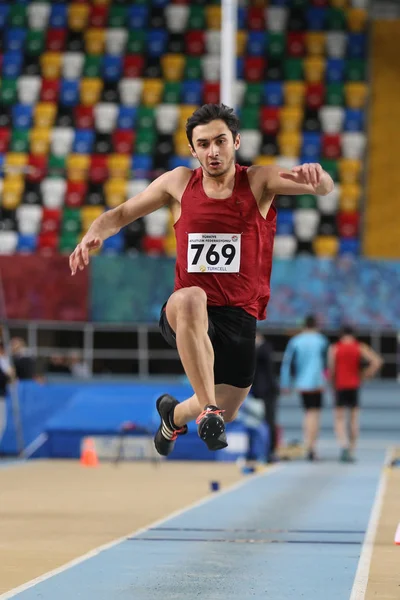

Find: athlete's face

[190,120,240,178]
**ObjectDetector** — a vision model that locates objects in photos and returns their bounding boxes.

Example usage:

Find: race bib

[187,233,241,273]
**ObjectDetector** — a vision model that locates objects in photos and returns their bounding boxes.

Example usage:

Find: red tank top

[173,164,277,320]
[334,340,362,390]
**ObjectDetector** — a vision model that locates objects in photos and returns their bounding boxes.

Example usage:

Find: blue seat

[270,0,289,5]
[102,232,124,254]
[147,30,168,57]
[339,238,359,256]
[0,5,10,29]
[263,82,283,106]
[117,106,137,130]
[247,32,267,56]
[102,55,123,82]
[181,81,203,105]
[49,4,68,28]
[326,58,345,83]
[169,156,192,170]
[236,57,244,80]
[301,133,322,161]
[347,33,366,59]
[0,154,4,173]
[127,6,149,29]
[237,7,246,29]
[17,234,37,253]
[306,8,327,31]
[276,209,294,235]
[60,79,80,107]
[2,51,23,78]
[12,104,33,129]
[5,28,26,52]
[343,108,364,132]
[152,0,169,7]
[73,129,95,154]
[132,155,153,179]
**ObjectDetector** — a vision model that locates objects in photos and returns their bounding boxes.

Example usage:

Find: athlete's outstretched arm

[263,163,334,196]
[360,344,383,380]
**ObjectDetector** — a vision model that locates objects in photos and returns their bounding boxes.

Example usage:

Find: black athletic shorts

[159,303,257,388]
[336,388,359,408]
[301,391,323,410]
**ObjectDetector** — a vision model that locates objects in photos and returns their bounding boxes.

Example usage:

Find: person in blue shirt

[280,315,328,461]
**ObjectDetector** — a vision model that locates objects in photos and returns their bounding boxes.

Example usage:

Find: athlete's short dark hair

[186,104,240,148]
[340,325,354,336]
[304,315,317,329]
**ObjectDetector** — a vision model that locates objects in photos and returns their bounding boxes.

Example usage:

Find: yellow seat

[2,175,24,210]
[284,82,306,107]
[104,178,127,209]
[34,103,57,128]
[4,152,28,176]
[277,132,302,157]
[338,158,362,185]
[93,0,111,5]
[161,55,185,82]
[80,78,103,106]
[178,106,198,131]
[81,206,105,232]
[339,183,361,212]
[303,57,326,83]
[305,33,326,56]
[174,130,191,157]
[254,156,277,166]
[107,154,130,179]
[345,82,368,109]
[279,107,303,133]
[40,52,62,79]
[330,0,348,7]
[313,236,339,257]
[68,4,90,31]
[206,6,221,30]
[67,154,90,182]
[237,31,247,57]
[85,28,106,55]
[142,79,164,107]
[30,128,51,155]
[347,8,368,33]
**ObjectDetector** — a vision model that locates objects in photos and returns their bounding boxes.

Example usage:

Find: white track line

[349,447,392,600]
[0,464,281,599]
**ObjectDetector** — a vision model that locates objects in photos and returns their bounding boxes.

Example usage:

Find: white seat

[0,231,18,254]
[51,128,74,157]
[41,178,66,209]
[119,79,143,107]
[62,53,84,79]
[17,205,43,235]
[27,2,50,30]
[317,185,340,215]
[17,76,41,104]
[319,107,345,134]
[189,157,200,169]
[94,103,118,133]
[326,32,347,58]
[239,131,262,161]
[266,7,288,32]
[155,105,179,135]
[205,31,221,56]
[273,235,297,258]
[234,81,246,108]
[294,209,320,241]
[127,179,150,199]
[165,5,189,33]
[105,29,128,56]
[276,156,299,171]
[144,207,169,237]
[351,0,368,7]
[341,132,366,159]
[202,56,220,82]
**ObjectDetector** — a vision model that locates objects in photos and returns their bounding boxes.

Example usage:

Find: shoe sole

[198,414,228,451]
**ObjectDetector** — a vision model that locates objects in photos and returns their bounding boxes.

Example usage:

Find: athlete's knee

[174,287,207,320]
[223,408,239,423]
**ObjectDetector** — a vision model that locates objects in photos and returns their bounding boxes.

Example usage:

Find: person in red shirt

[328,326,383,462]
[70,104,334,457]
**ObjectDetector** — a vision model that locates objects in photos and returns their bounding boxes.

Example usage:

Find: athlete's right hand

[69,235,103,275]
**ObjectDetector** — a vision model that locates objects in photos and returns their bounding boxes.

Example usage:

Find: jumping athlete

[69,104,334,457]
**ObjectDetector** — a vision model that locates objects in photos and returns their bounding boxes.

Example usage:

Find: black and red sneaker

[196,405,227,451]
[154,394,187,457]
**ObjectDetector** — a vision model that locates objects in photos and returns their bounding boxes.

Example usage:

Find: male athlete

[69,104,334,457]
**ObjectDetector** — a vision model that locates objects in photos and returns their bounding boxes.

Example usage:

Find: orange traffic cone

[80,437,99,467]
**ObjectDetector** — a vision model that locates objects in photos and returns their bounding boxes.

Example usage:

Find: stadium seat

[305,32,325,56]
[319,106,345,133]
[305,83,325,110]
[284,82,306,107]
[338,158,362,185]
[27,3,50,30]
[337,211,360,238]
[347,8,367,32]
[273,235,297,258]
[341,132,366,159]
[68,4,89,32]
[317,186,340,215]
[41,178,66,209]
[279,107,302,133]
[104,178,127,208]
[80,79,103,106]
[322,134,341,159]
[294,209,320,241]
[267,7,288,33]
[339,183,361,212]
[313,235,339,257]
[277,132,302,157]
[203,82,220,105]
[119,79,143,107]
[165,5,189,33]
[345,82,368,109]
[112,130,135,154]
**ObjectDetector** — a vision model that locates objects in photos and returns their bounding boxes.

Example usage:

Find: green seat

[131,0,150,5]
[184,57,202,80]
[326,83,344,106]
[9,5,26,27]
[244,83,262,108]
[0,79,17,105]
[62,209,81,235]
[135,129,157,155]
[26,31,45,56]
[296,194,317,210]
[10,129,30,153]
[327,8,347,31]
[83,55,102,78]
[268,33,285,60]
[48,154,66,177]
[291,0,309,8]
[163,82,181,104]
[240,107,260,130]
[284,58,303,81]
[319,159,339,182]
[136,107,155,130]
[345,59,366,82]
[188,6,206,30]
[108,6,127,28]
[127,31,146,54]
[59,232,79,254]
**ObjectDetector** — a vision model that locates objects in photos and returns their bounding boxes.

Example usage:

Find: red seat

[74,105,94,129]
[27,155,48,183]
[305,83,325,110]
[40,79,61,103]
[112,130,135,154]
[311,0,328,6]
[46,29,67,52]
[260,107,280,135]
[322,134,341,159]
[247,7,266,30]
[89,155,108,184]
[0,128,11,153]
[37,232,58,250]
[41,209,62,234]
[89,5,109,28]
[185,31,205,56]
[337,212,360,238]
[287,33,306,58]
[123,55,145,78]
[65,181,87,208]
[203,82,220,104]
[142,235,165,255]
[244,57,266,82]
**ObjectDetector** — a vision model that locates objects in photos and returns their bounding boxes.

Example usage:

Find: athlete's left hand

[279,163,323,188]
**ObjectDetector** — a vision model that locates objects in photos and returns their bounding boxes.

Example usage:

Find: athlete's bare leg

[303,409,321,455]
[334,407,349,449]
[349,408,359,454]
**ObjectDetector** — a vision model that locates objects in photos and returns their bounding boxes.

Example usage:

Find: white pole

[221,0,238,108]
